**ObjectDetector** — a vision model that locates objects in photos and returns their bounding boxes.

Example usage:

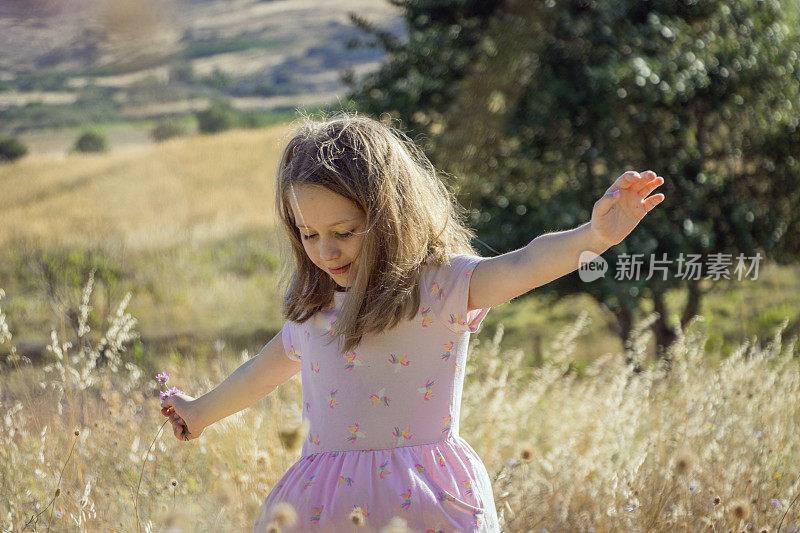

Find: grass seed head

[380,516,413,533]
[349,508,365,526]
[729,498,752,521]
[672,448,697,476]
[269,502,298,527]
[278,420,309,452]
[519,443,535,461]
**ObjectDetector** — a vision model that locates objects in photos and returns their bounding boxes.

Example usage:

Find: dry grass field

[1,122,800,531]
[0,125,293,251]
[0,125,296,352]
[1,295,798,531]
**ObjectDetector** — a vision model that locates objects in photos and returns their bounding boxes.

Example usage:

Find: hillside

[0,0,402,137]
[0,124,293,250]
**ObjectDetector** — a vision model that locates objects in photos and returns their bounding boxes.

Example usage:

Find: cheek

[301,241,316,259]
[349,237,365,262]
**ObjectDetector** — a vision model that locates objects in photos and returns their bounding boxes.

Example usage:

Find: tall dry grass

[466,312,799,532]
[1,274,798,532]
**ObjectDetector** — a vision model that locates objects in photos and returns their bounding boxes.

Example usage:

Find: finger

[615,171,641,191]
[644,193,665,212]
[640,170,657,181]
[631,173,659,194]
[173,419,188,439]
[638,175,664,198]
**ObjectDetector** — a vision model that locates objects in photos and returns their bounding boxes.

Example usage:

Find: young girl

[160,112,665,532]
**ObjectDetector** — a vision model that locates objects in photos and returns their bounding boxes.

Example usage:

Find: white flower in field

[506,458,517,466]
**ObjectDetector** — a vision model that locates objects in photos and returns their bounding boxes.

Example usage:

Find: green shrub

[196,102,237,134]
[168,63,196,84]
[73,131,108,153]
[0,137,28,162]
[150,120,186,142]
[200,68,231,90]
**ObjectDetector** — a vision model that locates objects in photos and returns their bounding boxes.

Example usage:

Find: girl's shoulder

[419,253,491,334]
[421,252,485,281]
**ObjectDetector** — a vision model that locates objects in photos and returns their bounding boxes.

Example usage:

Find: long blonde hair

[275,111,480,354]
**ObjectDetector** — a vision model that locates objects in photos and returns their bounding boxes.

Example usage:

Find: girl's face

[289,185,366,289]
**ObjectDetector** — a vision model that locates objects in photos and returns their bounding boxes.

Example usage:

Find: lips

[329,263,351,274]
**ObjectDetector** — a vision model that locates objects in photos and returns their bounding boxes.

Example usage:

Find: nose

[318,236,341,261]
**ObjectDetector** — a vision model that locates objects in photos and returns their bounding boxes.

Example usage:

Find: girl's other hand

[161,393,204,441]
[590,170,665,248]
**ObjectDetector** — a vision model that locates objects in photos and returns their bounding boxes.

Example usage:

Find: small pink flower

[159,387,183,402]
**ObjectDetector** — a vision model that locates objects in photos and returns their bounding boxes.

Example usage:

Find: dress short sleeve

[281,321,301,362]
[422,253,492,334]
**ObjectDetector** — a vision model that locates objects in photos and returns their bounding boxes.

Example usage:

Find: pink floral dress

[254,254,499,532]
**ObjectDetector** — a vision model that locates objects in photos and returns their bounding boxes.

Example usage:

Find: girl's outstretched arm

[195,330,301,426]
[162,330,301,440]
[467,170,665,311]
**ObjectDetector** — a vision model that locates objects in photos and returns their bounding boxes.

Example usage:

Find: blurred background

[2,0,800,530]
[0,0,403,364]
[1,0,798,366]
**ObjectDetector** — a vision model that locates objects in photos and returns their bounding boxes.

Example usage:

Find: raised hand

[590,170,665,248]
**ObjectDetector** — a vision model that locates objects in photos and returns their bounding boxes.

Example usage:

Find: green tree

[73,131,108,153]
[0,137,28,162]
[201,67,232,91]
[346,0,506,145]
[196,101,237,134]
[150,119,186,142]
[349,0,800,356]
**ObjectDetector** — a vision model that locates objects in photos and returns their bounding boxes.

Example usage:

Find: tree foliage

[73,131,108,153]
[150,120,186,142]
[0,137,28,162]
[347,0,506,140]
[348,0,800,355]
[195,101,237,134]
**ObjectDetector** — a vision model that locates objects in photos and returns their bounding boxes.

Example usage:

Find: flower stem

[135,418,169,533]
[45,430,79,533]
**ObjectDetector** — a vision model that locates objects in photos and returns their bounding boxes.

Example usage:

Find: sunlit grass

[0,125,292,251]
[1,279,798,531]
[2,123,799,531]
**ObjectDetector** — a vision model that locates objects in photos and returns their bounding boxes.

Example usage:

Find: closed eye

[300,232,354,240]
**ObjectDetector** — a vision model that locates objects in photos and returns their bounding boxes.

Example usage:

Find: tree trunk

[612,303,633,348]
[652,291,678,358]
[680,279,703,329]
[651,281,706,359]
